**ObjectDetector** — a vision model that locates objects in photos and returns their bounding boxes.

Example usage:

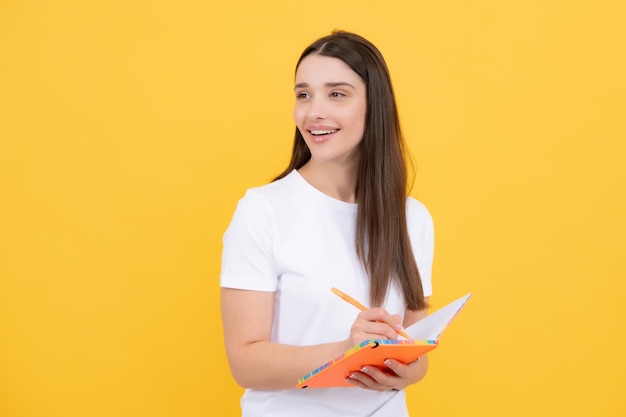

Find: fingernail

[384,359,392,366]
[361,367,369,374]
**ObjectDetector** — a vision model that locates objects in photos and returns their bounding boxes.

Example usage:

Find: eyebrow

[294,82,357,90]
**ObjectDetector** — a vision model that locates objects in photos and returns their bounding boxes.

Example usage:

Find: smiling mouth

[309,129,338,136]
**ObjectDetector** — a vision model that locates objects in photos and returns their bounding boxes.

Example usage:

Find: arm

[346,297,430,391]
[221,287,404,390]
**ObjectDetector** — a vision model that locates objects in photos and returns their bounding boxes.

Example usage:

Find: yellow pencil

[331,287,411,339]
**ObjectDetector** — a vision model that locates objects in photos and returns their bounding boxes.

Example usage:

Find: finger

[361,314,403,339]
[363,307,395,323]
[383,357,418,378]
[357,367,398,391]
[390,313,404,330]
[345,371,373,387]
[371,321,401,340]
[352,319,399,341]
[366,309,406,333]
[346,371,388,392]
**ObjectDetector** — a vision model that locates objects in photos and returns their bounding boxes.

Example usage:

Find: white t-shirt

[220,170,434,417]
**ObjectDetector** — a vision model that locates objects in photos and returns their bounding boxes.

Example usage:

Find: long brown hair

[274,31,427,311]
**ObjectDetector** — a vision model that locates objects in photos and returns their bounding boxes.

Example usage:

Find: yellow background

[1,1,624,416]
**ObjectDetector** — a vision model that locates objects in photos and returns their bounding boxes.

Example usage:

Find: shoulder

[241,171,298,203]
[406,197,434,238]
[228,171,303,225]
[406,197,433,222]
[230,172,292,211]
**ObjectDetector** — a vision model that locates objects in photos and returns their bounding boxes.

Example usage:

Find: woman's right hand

[346,307,405,348]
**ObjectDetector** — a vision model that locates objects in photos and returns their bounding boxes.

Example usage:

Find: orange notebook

[296,293,471,389]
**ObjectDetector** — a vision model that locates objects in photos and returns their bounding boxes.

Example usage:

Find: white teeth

[310,129,337,136]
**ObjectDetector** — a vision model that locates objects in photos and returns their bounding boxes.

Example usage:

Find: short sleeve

[220,189,278,292]
[406,198,434,298]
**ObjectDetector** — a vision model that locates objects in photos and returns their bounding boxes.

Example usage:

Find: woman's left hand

[345,354,428,391]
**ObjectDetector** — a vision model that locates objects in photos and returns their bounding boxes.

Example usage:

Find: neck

[298,159,359,203]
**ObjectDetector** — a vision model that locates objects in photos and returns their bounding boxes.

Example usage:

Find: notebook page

[403,293,471,340]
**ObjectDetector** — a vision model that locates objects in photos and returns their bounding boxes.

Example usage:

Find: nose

[306,96,326,120]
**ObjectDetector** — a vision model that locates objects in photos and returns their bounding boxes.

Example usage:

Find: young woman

[220,31,434,416]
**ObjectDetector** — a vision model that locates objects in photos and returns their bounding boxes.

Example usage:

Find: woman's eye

[330,91,345,98]
[296,92,309,99]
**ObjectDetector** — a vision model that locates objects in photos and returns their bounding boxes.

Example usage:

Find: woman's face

[293,54,367,167]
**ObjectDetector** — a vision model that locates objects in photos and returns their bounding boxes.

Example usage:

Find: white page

[402,293,471,340]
